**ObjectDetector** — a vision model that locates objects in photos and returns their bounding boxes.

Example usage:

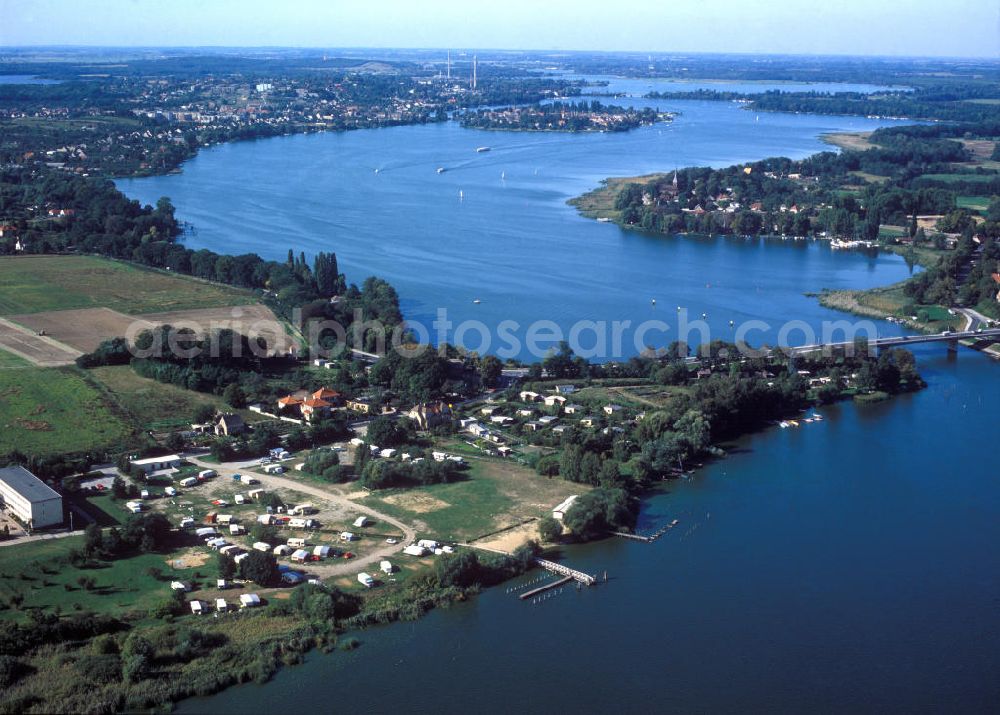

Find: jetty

[519,575,572,600]
[613,519,680,543]
[535,558,596,586]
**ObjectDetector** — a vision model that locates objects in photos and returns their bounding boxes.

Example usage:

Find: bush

[538,516,563,542]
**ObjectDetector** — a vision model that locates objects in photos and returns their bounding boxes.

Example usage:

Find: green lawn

[0,356,135,455]
[0,536,202,619]
[361,453,582,542]
[0,255,256,315]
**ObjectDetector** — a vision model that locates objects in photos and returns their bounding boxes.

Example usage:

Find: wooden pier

[534,558,597,586]
[519,575,572,600]
[613,519,680,543]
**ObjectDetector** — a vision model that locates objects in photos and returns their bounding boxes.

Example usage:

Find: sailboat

[500,171,505,180]
[459,189,464,200]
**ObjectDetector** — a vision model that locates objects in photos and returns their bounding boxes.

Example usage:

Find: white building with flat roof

[129,454,182,474]
[0,465,63,528]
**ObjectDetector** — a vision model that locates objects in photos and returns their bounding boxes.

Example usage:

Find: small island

[461,100,672,133]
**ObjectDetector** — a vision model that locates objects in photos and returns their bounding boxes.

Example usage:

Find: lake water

[118,96,915,359]
[118,85,1000,713]
[548,73,913,96]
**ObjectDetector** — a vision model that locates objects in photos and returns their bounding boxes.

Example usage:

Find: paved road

[185,455,417,578]
[957,307,993,332]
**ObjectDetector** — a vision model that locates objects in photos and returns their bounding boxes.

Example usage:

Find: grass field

[87,365,235,431]
[818,284,963,333]
[0,535,200,620]
[568,173,666,219]
[361,452,582,543]
[919,173,998,184]
[850,170,891,184]
[0,255,256,315]
[821,131,876,151]
[957,195,991,213]
[0,354,135,455]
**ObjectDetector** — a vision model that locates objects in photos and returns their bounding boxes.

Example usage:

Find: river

[117,83,1000,713]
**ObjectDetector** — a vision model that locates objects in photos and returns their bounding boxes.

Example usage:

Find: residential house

[346,397,373,414]
[408,401,453,430]
[603,404,623,415]
[215,413,247,436]
[518,391,541,402]
[543,395,567,408]
[564,403,583,415]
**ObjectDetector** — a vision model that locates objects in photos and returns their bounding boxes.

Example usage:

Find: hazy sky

[2,0,998,58]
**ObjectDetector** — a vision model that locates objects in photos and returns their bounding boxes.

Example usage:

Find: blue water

[120,83,1000,713]
[552,73,912,96]
[118,97,914,359]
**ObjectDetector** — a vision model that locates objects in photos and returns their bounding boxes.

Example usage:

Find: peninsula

[461,100,670,132]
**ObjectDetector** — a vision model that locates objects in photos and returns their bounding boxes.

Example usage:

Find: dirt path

[186,456,417,577]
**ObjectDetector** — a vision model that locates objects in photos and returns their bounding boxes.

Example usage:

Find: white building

[0,465,63,528]
[129,454,182,474]
[552,495,579,521]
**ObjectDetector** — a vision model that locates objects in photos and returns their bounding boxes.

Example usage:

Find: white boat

[651,298,656,304]
[374,168,379,174]
[779,421,790,429]
[436,167,446,174]
[476,146,491,152]
[500,171,505,180]
[459,190,464,199]
[473,299,481,304]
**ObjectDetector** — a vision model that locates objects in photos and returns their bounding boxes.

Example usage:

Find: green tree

[222,383,246,409]
[239,550,278,586]
[538,516,563,542]
[479,355,502,387]
[193,404,217,424]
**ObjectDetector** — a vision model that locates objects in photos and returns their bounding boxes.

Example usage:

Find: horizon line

[1,45,998,62]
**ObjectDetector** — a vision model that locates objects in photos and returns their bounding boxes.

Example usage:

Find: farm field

[919,173,998,184]
[10,307,152,353]
[0,255,256,315]
[0,354,135,455]
[956,195,991,212]
[0,316,81,366]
